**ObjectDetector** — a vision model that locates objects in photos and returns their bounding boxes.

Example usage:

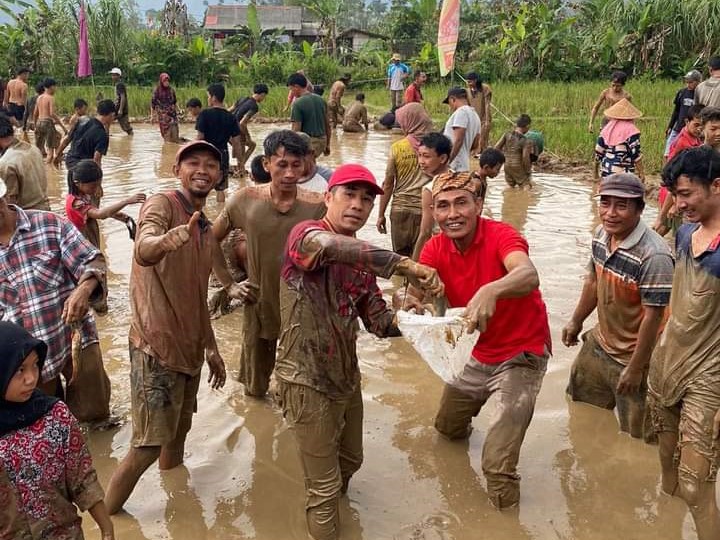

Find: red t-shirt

[668,126,702,161]
[403,83,423,104]
[419,217,551,364]
[65,194,92,229]
[660,127,703,205]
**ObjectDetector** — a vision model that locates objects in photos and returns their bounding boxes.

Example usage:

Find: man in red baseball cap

[274,163,444,540]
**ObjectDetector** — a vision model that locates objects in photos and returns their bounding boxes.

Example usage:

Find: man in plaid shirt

[0,178,110,421]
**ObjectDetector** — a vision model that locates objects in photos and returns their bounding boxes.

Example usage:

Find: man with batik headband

[399,170,551,510]
[275,163,443,540]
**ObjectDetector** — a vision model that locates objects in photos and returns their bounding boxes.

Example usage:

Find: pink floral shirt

[0,401,104,540]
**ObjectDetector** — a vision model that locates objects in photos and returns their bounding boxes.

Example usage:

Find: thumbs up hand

[160,211,202,253]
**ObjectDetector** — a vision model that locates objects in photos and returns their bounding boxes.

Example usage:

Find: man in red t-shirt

[403,71,427,104]
[400,170,551,510]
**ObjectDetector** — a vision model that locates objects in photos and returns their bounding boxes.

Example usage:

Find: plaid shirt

[0,206,105,381]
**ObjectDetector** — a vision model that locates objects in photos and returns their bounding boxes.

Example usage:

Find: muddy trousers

[567,330,654,442]
[237,304,277,396]
[327,101,344,128]
[648,378,720,540]
[434,352,547,509]
[279,382,363,540]
[38,343,111,422]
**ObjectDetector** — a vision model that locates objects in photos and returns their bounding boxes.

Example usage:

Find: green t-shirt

[291,93,327,138]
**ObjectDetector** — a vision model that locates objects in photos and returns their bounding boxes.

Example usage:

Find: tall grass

[54,80,681,173]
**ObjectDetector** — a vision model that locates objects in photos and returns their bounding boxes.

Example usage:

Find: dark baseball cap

[442,87,468,104]
[175,140,222,165]
[596,173,645,199]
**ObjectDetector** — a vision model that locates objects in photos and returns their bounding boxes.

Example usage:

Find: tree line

[0,0,718,87]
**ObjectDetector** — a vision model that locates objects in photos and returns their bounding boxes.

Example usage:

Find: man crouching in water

[274,164,443,540]
[399,170,551,510]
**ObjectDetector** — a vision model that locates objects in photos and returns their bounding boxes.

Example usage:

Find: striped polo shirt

[589,220,674,365]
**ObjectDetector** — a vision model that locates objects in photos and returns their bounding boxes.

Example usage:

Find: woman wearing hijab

[150,72,180,142]
[0,322,115,539]
[377,102,435,255]
[594,98,645,181]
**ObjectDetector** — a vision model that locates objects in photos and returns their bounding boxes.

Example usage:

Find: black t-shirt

[115,82,128,115]
[233,97,259,122]
[66,118,109,168]
[196,107,240,164]
[670,88,696,132]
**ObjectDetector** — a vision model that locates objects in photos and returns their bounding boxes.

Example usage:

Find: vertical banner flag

[437,0,460,77]
[77,1,92,78]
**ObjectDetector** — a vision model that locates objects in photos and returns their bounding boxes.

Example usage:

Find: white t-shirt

[297,172,328,193]
[443,105,481,172]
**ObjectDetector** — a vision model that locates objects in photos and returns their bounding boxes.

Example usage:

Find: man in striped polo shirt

[562,173,674,441]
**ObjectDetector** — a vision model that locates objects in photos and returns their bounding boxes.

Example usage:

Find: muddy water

[42,123,707,539]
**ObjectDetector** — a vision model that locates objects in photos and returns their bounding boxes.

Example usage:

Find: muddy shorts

[35,118,60,149]
[238,303,277,397]
[342,122,364,133]
[567,330,654,442]
[648,374,720,474]
[7,103,24,122]
[390,209,422,257]
[238,123,253,145]
[503,166,531,187]
[130,345,200,448]
[435,351,547,509]
[215,149,231,192]
[277,381,363,540]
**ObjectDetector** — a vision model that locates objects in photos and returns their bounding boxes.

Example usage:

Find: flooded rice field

[41,122,709,539]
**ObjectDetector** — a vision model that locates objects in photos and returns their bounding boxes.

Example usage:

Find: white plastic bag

[397,308,476,384]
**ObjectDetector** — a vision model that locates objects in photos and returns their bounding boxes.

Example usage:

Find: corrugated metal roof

[204,5,306,31]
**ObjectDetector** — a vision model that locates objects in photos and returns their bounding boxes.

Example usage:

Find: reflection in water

[37,123,707,539]
[555,400,691,539]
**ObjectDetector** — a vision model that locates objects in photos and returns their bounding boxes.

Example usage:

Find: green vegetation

[2,0,719,87]
[54,79,677,173]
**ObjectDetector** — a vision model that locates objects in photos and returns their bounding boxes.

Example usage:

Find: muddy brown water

[41,123,709,539]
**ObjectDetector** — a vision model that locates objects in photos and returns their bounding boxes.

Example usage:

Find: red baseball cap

[327,164,384,195]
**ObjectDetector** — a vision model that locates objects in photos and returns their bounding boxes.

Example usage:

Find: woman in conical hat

[594,98,645,181]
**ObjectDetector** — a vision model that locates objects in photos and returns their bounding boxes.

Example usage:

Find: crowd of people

[1,52,720,540]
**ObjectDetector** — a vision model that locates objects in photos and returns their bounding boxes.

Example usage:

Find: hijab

[396,103,434,154]
[600,119,640,147]
[154,72,174,103]
[0,322,58,436]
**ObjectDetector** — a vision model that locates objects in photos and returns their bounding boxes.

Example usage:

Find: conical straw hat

[603,98,643,120]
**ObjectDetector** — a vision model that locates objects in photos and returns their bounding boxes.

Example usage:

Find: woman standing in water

[150,73,180,143]
[377,102,435,256]
[0,321,115,539]
[594,98,645,181]
[588,71,632,132]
